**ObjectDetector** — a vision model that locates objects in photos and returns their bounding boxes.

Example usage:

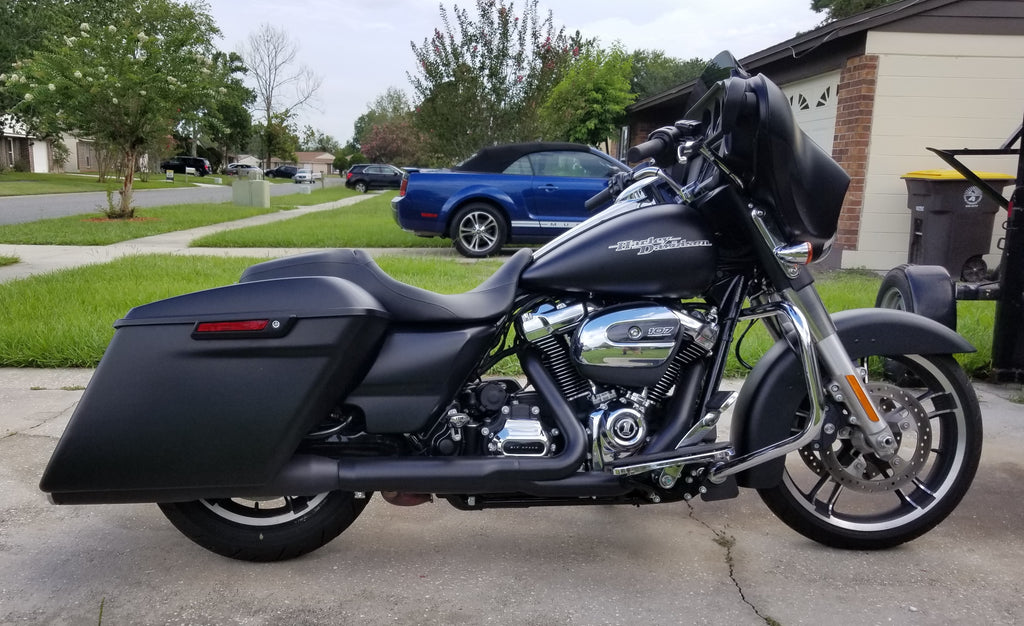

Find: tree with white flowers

[4,0,227,217]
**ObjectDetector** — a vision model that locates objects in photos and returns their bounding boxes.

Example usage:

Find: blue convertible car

[391,142,628,257]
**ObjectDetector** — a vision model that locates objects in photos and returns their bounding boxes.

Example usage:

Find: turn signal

[773,242,813,265]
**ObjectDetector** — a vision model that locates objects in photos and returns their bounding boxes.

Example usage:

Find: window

[503,156,533,176]
[528,151,618,178]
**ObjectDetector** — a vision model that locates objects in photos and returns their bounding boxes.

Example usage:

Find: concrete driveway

[1,368,1023,625]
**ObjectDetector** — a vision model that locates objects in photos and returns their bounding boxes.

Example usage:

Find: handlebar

[627,126,681,164]
[584,185,615,211]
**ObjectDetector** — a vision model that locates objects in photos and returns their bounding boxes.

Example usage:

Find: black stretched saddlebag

[40,276,390,504]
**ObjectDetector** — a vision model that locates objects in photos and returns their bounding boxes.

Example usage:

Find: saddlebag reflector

[40,276,390,504]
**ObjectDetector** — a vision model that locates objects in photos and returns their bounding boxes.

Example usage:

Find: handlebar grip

[627,136,669,164]
[584,185,615,211]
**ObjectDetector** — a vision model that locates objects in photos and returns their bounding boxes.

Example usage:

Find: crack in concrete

[687,502,781,626]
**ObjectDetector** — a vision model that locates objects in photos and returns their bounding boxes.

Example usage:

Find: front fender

[730,308,974,489]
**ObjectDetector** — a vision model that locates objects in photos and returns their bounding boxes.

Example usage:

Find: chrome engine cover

[572,305,715,387]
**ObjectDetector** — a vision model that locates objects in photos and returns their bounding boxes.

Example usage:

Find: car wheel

[450,203,507,258]
[354,181,368,193]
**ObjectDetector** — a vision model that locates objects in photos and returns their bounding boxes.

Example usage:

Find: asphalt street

[0,177,342,225]
[1,368,1023,625]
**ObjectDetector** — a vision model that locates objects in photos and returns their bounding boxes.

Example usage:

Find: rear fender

[730,308,974,489]
[442,185,518,224]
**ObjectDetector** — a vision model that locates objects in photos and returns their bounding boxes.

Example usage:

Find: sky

[205,0,824,147]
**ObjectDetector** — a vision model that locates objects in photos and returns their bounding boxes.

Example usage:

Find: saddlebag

[40,276,390,504]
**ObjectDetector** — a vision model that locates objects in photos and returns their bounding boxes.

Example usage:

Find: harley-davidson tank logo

[609,236,712,256]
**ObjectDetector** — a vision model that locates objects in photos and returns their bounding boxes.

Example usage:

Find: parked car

[160,156,211,176]
[345,163,404,193]
[293,169,322,184]
[265,165,298,179]
[392,142,627,257]
[225,163,260,176]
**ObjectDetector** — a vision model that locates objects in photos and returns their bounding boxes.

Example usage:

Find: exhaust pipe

[257,348,591,496]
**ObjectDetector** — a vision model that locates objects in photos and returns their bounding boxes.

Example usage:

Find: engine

[431,301,718,469]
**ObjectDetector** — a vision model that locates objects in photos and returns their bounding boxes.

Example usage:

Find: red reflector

[421,212,438,218]
[196,320,269,333]
[399,177,408,196]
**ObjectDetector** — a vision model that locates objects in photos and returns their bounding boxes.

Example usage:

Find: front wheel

[450,203,507,257]
[159,490,370,561]
[758,353,981,549]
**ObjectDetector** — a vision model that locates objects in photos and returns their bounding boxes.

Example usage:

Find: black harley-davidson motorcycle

[40,53,982,561]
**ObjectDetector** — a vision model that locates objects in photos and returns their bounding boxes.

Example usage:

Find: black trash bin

[902,169,1014,281]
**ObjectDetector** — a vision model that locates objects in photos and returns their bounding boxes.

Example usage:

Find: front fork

[708,210,897,482]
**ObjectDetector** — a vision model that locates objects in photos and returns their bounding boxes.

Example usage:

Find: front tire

[450,203,507,257]
[758,353,981,549]
[159,490,370,562]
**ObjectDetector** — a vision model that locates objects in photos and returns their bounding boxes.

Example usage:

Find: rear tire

[354,181,368,193]
[450,203,507,257]
[159,490,370,562]
[758,354,981,549]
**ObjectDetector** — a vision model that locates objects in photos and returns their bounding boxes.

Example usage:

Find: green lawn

[0,171,216,196]
[0,203,278,245]
[0,254,503,367]
[0,257,995,376]
[192,192,450,249]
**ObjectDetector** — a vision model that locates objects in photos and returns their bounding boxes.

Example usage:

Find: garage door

[781,71,841,154]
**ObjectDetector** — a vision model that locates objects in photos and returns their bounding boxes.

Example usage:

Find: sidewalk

[0,193,458,284]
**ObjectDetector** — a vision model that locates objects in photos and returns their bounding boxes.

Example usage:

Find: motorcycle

[40,52,982,561]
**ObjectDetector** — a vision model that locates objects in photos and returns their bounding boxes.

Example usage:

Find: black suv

[345,164,404,193]
[160,156,211,176]
[264,165,298,179]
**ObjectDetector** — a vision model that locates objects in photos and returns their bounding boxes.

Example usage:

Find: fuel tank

[520,202,717,298]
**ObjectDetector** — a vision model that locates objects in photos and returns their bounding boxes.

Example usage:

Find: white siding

[843,31,1024,270]
[780,71,842,154]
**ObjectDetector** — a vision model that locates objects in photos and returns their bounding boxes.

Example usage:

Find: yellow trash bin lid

[902,169,1015,181]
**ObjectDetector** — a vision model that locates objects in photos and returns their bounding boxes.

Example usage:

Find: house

[626,0,1024,271]
[265,151,336,177]
[1,118,54,173]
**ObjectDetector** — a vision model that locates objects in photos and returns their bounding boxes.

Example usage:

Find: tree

[352,86,413,148]
[811,0,898,22]
[630,50,706,101]
[540,46,635,147]
[361,118,427,165]
[253,111,299,164]
[299,125,341,154]
[5,0,226,217]
[203,51,254,170]
[408,0,588,163]
[242,23,322,167]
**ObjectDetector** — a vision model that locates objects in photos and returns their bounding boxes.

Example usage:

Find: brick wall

[831,54,879,254]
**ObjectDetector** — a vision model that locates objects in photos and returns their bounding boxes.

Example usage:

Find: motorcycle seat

[239,248,534,323]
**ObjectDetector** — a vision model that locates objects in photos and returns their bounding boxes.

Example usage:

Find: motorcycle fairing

[730,307,975,488]
[40,276,390,504]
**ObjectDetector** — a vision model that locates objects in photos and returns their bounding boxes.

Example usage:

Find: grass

[0,203,277,245]
[0,256,18,267]
[0,171,214,196]
[192,192,451,249]
[0,254,503,367]
[269,184,360,207]
[0,257,996,376]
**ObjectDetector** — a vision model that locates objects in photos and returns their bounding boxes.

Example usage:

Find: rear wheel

[450,203,507,257]
[159,490,370,561]
[758,353,981,549]
[354,181,368,193]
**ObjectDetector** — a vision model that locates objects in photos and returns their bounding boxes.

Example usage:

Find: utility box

[231,169,270,208]
[902,169,1014,281]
